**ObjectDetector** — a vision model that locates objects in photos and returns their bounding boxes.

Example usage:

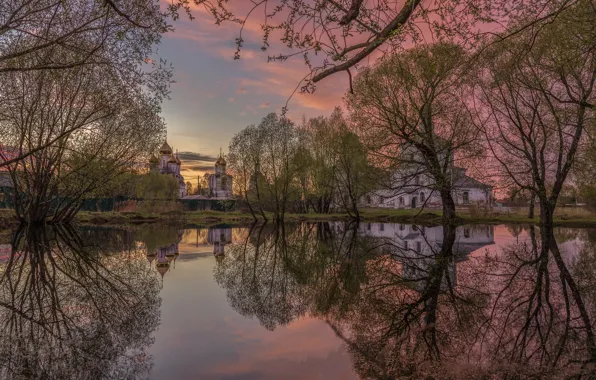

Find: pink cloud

[164,0,353,119]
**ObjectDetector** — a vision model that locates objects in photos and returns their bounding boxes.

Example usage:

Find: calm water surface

[0,222,594,379]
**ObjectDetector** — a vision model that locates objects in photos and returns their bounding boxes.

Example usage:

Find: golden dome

[157,265,169,277]
[159,141,172,155]
[215,148,226,166]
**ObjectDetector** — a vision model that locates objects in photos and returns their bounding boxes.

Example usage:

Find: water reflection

[1,222,594,379]
[0,225,162,380]
[213,222,596,378]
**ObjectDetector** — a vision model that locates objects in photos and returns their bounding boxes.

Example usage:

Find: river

[0,222,594,379]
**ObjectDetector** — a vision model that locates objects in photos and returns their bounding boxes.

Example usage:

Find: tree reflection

[0,225,161,380]
[215,221,596,378]
[214,223,312,330]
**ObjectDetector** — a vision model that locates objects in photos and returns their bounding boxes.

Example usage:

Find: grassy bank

[1,206,596,231]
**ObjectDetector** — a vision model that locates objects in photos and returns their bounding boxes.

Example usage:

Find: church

[362,143,493,209]
[151,141,187,198]
[204,150,233,198]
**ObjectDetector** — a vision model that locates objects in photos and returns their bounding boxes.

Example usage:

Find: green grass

[1,206,596,231]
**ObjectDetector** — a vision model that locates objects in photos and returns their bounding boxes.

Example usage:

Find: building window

[380,224,384,231]
[464,228,470,238]
[399,224,405,231]
[416,242,422,252]
[380,197,384,204]
[399,197,404,206]
[367,223,371,231]
[366,195,372,204]
[404,241,409,250]
[414,176,420,185]
[463,191,469,204]
[420,192,425,202]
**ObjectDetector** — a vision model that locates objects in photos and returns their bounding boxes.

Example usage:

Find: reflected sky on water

[0,222,594,379]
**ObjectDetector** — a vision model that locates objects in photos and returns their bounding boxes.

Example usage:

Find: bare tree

[0,0,172,168]
[332,116,375,221]
[259,113,301,221]
[347,42,482,223]
[199,0,582,95]
[474,1,596,227]
[0,62,166,223]
[228,124,261,220]
[296,115,338,214]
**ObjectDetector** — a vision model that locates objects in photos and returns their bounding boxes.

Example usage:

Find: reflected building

[146,229,184,278]
[208,226,232,256]
[357,223,494,291]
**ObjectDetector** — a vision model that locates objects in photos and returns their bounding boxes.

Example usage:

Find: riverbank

[1,207,595,231]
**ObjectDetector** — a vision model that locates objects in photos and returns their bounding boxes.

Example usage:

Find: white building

[205,150,233,199]
[363,144,492,209]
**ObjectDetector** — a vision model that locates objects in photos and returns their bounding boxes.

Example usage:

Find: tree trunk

[245,192,257,221]
[528,192,536,219]
[539,197,555,227]
[440,189,456,224]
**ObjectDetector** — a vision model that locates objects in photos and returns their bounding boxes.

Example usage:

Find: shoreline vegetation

[2,207,596,231]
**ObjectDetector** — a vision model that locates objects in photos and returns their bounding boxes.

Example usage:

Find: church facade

[151,141,186,198]
[205,151,233,199]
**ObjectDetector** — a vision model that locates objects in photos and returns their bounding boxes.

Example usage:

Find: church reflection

[357,223,494,291]
[208,226,232,256]
[145,225,235,278]
[146,229,183,278]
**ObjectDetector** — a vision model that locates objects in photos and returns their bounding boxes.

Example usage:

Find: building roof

[168,153,177,164]
[159,141,172,155]
[453,167,492,189]
[216,148,226,166]
[454,174,492,189]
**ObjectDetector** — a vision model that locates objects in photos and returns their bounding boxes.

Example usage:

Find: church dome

[159,141,172,155]
[156,265,169,277]
[216,153,226,166]
[168,153,177,163]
